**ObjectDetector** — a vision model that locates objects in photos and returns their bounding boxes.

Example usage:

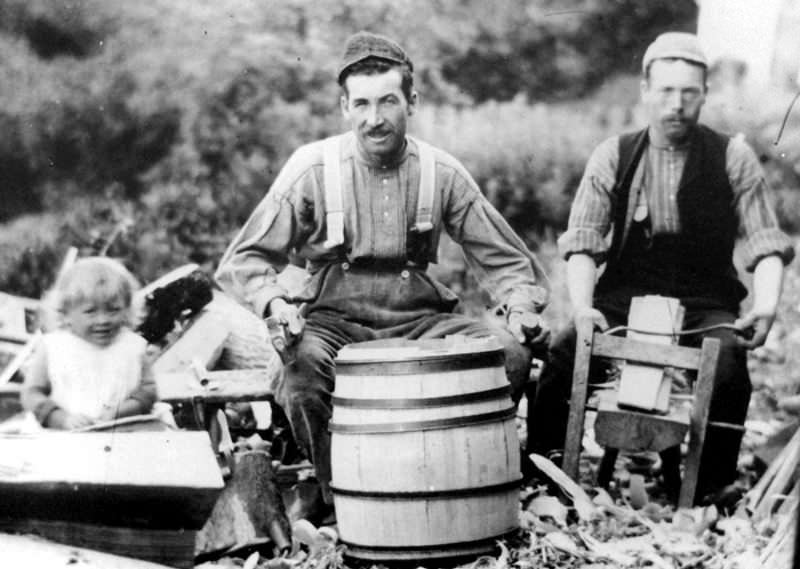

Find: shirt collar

[647,126,693,151]
[351,134,410,169]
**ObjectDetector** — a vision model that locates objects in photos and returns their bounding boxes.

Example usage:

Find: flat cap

[337,31,413,84]
[642,32,708,73]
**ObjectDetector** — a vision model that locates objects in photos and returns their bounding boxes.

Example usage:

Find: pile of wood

[0,263,293,568]
[744,408,800,567]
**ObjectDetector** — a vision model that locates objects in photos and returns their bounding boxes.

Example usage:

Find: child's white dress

[43,328,147,420]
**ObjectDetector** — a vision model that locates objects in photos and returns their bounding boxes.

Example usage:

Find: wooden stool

[562,311,721,507]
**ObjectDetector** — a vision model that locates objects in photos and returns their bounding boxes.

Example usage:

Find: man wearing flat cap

[216,31,550,522]
[527,31,794,504]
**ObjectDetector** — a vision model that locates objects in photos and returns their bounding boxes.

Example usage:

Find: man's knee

[486,325,533,400]
[276,338,336,406]
[536,323,578,392]
[704,329,750,390]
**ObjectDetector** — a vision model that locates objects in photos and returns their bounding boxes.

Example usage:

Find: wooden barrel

[330,337,520,562]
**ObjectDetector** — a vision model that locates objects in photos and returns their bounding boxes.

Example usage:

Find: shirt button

[400,270,410,279]
[341,262,350,271]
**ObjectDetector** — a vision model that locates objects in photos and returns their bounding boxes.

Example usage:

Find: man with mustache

[216,31,550,523]
[527,32,794,505]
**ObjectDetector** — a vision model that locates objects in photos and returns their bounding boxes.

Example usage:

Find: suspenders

[322,136,345,249]
[410,135,435,233]
[321,134,436,249]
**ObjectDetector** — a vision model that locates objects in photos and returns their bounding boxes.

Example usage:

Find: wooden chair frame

[563,316,721,508]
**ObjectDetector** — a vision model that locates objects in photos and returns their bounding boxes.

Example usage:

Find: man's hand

[268,298,306,337]
[507,310,550,347]
[573,305,609,332]
[734,309,776,349]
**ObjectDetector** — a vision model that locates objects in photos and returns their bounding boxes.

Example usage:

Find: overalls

[275,136,533,502]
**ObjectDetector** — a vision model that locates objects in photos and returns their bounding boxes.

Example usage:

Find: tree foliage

[1,0,795,299]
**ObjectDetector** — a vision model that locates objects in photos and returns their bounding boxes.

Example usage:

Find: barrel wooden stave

[331,421,519,492]
[330,338,520,561]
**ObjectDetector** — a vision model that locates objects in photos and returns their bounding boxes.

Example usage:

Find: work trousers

[527,288,750,501]
[274,263,533,502]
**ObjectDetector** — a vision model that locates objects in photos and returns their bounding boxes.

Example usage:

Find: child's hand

[63,413,95,430]
[98,407,118,422]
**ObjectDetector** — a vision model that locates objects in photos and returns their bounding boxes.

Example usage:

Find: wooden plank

[156,369,276,405]
[747,427,800,512]
[0,532,175,569]
[753,434,800,519]
[0,522,194,569]
[0,292,31,338]
[0,383,22,422]
[594,393,689,452]
[679,336,720,508]
[592,334,702,370]
[617,296,683,413]
[0,431,223,529]
[135,264,200,303]
[0,330,41,385]
[152,309,231,374]
[563,316,594,480]
[0,331,31,345]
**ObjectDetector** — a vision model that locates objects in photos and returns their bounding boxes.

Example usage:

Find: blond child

[22,257,157,430]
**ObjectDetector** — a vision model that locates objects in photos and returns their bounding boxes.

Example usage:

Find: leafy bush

[438,0,697,102]
[1,0,798,305]
[414,79,639,238]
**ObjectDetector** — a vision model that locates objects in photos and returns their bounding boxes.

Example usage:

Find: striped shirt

[215,132,548,317]
[558,129,795,271]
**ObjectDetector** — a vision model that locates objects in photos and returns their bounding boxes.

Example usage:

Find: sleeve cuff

[34,400,61,427]
[251,286,291,318]
[741,230,796,271]
[506,285,549,314]
[128,389,157,413]
[557,229,608,263]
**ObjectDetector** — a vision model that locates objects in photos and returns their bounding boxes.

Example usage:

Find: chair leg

[660,446,681,504]
[679,337,720,508]
[597,448,618,488]
[563,317,595,480]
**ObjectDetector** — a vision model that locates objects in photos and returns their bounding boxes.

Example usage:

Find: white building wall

[697,0,783,87]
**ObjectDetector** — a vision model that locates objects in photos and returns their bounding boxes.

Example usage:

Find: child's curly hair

[45,257,140,328]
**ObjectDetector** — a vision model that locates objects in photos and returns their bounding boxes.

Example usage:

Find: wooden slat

[0,383,22,422]
[594,394,689,453]
[0,330,41,385]
[747,427,800,513]
[1,531,175,569]
[617,296,683,413]
[679,336,720,508]
[563,316,594,480]
[152,309,230,374]
[0,331,31,345]
[135,264,200,303]
[156,369,276,405]
[0,292,32,338]
[0,431,223,529]
[592,333,702,370]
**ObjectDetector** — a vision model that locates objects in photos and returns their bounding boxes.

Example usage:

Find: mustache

[365,126,392,136]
